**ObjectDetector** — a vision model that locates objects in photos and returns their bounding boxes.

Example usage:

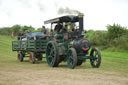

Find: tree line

[0,24,128,51]
[84,24,128,51]
[0,24,42,36]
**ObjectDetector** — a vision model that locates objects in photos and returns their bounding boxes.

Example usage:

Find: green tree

[106,23,127,40]
[11,24,22,35]
[22,25,35,33]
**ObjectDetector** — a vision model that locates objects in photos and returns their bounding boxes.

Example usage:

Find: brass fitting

[78,13,84,18]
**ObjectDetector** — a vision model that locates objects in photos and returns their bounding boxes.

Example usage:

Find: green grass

[99,51,128,73]
[0,35,128,75]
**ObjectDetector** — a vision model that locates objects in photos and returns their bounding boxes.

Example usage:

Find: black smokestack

[78,13,84,31]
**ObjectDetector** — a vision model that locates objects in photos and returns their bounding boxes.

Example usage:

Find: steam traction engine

[44,14,101,69]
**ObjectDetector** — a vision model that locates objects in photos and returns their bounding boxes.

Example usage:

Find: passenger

[63,23,74,33]
[71,23,75,31]
[62,25,68,33]
[67,25,72,32]
[24,30,32,40]
[17,31,24,40]
[41,26,47,34]
[54,22,63,33]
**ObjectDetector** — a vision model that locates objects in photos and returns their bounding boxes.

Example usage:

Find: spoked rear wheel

[17,51,24,62]
[46,41,59,67]
[67,48,77,69]
[29,52,36,64]
[90,48,101,68]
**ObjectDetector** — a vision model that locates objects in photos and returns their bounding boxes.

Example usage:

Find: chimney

[78,13,84,31]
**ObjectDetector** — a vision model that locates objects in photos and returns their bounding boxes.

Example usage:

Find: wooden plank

[28,43,35,45]
[12,41,21,50]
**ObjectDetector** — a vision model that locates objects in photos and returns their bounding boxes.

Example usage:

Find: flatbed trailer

[12,39,48,63]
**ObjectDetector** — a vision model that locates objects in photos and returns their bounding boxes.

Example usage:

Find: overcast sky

[0,0,128,30]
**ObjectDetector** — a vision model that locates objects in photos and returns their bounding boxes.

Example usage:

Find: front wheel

[67,48,77,69]
[90,48,101,68]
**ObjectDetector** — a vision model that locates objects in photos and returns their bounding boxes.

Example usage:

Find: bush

[106,24,127,40]
[85,30,108,46]
[84,24,128,51]
[118,35,128,50]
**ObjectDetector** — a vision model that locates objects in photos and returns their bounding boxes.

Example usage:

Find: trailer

[12,33,48,64]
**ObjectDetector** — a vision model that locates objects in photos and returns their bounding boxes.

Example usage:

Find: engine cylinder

[73,38,91,52]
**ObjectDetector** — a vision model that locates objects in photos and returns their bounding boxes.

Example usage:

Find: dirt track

[0,64,128,85]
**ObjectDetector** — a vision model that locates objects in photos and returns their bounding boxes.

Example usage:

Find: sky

[0,0,128,30]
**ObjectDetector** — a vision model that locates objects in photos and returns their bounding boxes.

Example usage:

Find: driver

[54,22,63,33]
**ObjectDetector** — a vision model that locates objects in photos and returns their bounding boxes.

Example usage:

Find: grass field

[0,35,128,85]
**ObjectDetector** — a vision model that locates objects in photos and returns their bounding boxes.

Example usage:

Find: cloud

[17,0,44,12]
[0,0,2,5]
[37,0,44,12]
[0,0,128,30]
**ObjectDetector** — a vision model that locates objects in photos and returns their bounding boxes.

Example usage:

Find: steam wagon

[44,13,101,69]
[12,32,48,64]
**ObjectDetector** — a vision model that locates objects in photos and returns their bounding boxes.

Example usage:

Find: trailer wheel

[29,52,36,64]
[37,54,43,61]
[90,48,101,68]
[67,48,77,69]
[77,60,83,66]
[17,52,24,62]
[46,41,59,67]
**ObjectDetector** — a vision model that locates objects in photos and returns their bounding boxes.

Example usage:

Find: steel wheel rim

[91,51,98,65]
[90,48,101,68]
[67,50,74,68]
[46,43,56,66]
[17,52,23,62]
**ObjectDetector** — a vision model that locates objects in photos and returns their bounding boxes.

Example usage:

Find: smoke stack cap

[78,13,84,18]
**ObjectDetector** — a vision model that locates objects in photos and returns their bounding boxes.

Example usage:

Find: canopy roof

[44,15,79,24]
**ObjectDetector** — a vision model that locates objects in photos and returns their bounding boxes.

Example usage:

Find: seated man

[17,31,24,40]
[63,24,72,33]
[54,22,63,33]
[25,32,46,40]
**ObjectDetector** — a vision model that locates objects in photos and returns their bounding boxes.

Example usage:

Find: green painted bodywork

[77,56,90,60]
